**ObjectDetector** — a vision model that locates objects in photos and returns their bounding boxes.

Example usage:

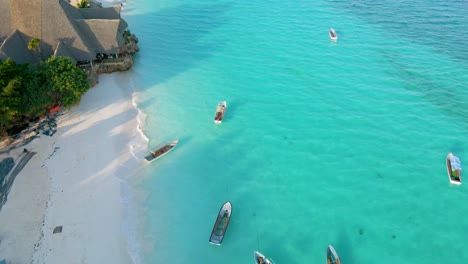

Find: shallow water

[122,0,468,263]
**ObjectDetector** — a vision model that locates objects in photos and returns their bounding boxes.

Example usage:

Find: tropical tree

[0,57,91,136]
[0,59,26,87]
[27,38,42,61]
[40,56,90,107]
[76,0,90,8]
[21,69,54,118]
[0,60,24,135]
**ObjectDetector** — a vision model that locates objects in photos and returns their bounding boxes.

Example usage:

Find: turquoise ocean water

[122,0,468,263]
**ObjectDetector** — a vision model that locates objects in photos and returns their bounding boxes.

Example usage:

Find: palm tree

[76,0,90,8]
[27,38,41,60]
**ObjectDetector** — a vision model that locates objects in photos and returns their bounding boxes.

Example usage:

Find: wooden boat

[214,101,227,124]
[254,251,275,264]
[329,28,338,41]
[327,245,340,264]
[144,140,178,163]
[209,201,232,245]
[447,153,462,185]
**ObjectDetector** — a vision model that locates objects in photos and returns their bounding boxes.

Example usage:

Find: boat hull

[254,251,274,264]
[329,28,338,41]
[327,245,340,264]
[209,201,232,245]
[447,153,462,185]
[214,101,227,124]
[144,140,178,163]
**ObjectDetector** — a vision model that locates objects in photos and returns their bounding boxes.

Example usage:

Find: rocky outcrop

[121,33,140,56]
[94,56,134,74]
[93,32,139,74]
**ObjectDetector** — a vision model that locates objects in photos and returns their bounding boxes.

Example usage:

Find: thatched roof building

[0,0,128,64]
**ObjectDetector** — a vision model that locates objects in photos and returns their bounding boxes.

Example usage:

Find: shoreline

[0,72,148,263]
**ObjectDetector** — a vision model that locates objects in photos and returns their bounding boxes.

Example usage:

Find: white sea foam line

[129,91,150,160]
[133,92,150,141]
[121,78,149,264]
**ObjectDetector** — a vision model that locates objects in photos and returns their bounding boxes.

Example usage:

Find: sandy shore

[0,136,55,264]
[0,72,147,263]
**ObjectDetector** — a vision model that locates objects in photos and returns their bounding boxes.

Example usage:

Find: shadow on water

[222,99,247,123]
[450,142,464,156]
[257,235,298,264]
[381,52,468,130]
[131,2,231,87]
[325,0,468,64]
[335,229,356,264]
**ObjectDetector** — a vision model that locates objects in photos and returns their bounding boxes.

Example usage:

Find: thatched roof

[79,6,123,19]
[0,30,36,64]
[0,0,11,44]
[0,0,129,63]
[74,19,124,54]
[54,41,76,63]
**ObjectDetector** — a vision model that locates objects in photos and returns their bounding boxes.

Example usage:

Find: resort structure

[0,0,137,65]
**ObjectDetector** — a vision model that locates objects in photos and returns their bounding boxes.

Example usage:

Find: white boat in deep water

[329,28,338,41]
[144,140,178,163]
[254,251,275,264]
[214,101,227,124]
[326,245,340,264]
[447,153,462,185]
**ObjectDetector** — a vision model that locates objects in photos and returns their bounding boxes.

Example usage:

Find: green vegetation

[76,0,90,8]
[27,38,41,52]
[0,57,90,136]
[27,38,42,61]
[124,30,133,44]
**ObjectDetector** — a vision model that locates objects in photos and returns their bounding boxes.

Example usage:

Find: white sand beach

[0,136,55,264]
[0,72,148,264]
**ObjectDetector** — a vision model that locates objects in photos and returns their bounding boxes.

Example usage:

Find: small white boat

[329,28,338,41]
[327,245,340,264]
[254,251,275,264]
[447,153,462,185]
[209,201,232,245]
[214,101,227,124]
[144,140,178,163]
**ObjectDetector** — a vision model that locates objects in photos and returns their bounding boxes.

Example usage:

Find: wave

[121,76,150,264]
